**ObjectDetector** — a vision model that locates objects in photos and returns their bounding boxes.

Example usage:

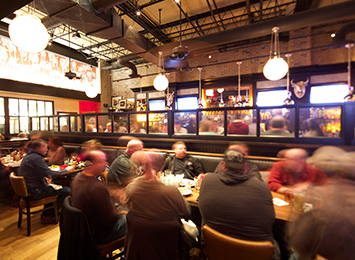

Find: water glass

[293,192,306,211]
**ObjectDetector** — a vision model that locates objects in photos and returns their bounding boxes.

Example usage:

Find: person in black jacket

[163,141,204,179]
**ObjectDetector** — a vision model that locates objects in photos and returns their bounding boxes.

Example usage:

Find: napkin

[273,198,289,206]
[181,219,199,241]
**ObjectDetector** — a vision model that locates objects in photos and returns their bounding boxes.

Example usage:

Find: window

[0,98,4,134]
[310,84,348,103]
[256,90,288,106]
[8,98,53,134]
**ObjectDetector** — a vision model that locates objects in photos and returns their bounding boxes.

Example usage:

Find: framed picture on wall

[112,96,120,107]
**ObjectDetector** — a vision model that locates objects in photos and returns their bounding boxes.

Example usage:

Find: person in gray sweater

[199,149,276,251]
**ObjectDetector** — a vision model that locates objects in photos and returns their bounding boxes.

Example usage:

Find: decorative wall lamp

[153,51,169,91]
[9,12,49,53]
[263,27,288,81]
[344,43,355,102]
[283,54,294,105]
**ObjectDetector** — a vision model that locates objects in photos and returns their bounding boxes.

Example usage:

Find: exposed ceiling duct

[333,22,355,44]
[6,1,355,70]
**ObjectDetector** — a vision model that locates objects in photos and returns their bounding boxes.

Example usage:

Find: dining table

[184,188,301,222]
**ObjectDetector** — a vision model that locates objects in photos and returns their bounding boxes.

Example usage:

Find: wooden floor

[0,203,60,260]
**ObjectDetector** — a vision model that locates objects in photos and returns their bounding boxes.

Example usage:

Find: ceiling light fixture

[344,43,355,102]
[263,27,288,81]
[9,14,49,53]
[136,10,141,16]
[283,53,294,105]
[153,51,169,91]
[236,61,243,107]
[85,85,98,99]
[198,67,204,109]
[171,0,190,60]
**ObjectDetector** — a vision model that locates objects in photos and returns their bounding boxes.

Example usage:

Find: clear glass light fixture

[283,53,294,105]
[198,67,204,109]
[154,51,169,91]
[344,43,355,102]
[236,61,243,107]
[263,27,288,81]
[9,15,49,53]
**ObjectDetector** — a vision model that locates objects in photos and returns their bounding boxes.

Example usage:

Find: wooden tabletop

[184,189,301,222]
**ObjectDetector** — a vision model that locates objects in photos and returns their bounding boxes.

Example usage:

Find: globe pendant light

[283,53,294,105]
[85,85,98,98]
[263,27,288,81]
[344,43,355,102]
[154,51,169,91]
[9,15,49,53]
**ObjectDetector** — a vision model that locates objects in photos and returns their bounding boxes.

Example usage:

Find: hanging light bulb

[283,53,294,105]
[9,14,49,53]
[198,68,204,109]
[235,61,243,107]
[154,51,169,91]
[344,43,355,102]
[263,27,288,81]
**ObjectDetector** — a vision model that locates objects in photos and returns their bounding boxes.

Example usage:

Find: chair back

[9,172,29,197]
[202,225,274,260]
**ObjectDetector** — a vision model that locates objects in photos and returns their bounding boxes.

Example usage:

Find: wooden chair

[58,196,125,260]
[9,172,58,236]
[202,225,274,260]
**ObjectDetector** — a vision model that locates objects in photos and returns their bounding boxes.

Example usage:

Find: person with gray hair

[261,115,293,137]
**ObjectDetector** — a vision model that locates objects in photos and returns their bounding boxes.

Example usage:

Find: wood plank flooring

[0,204,60,260]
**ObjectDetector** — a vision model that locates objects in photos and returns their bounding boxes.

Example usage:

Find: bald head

[83,150,107,177]
[126,140,143,156]
[284,148,308,173]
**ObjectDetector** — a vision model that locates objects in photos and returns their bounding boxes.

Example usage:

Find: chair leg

[18,205,22,227]
[26,200,31,236]
[53,201,58,224]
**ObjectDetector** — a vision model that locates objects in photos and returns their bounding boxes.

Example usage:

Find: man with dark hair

[199,149,276,251]
[215,142,261,180]
[261,115,293,137]
[163,141,204,179]
[18,138,74,224]
[71,150,126,243]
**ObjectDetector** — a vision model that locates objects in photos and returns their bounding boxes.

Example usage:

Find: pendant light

[198,67,204,109]
[263,27,288,81]
[217,88,225,107]
[9,14,49,53]
[283,54,294,105]
[344,43,355,102]
[153,51,169,91]
[235,61,243,107]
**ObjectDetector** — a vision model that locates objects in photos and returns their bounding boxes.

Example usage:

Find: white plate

[178,188,192,196]
[181,179,195,187]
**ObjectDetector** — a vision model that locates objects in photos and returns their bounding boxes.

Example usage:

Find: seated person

[44,137,67,165]
[268,148,329,194]
[174,120,187,134]
[199,149,277,257]
[18,139,74,224]
[199,120,214,135]
[288,146,355,260]
[71,150,126,244]
[261,116,293,137]
[215,142,261,180]
[130,123,146,134]
[163,141,204,179]
[227,114,249,135]
[211,119,224,135]
[0,158,13,205]
[124,150,190,260]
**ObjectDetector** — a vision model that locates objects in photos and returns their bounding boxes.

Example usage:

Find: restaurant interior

[1,0,355,259]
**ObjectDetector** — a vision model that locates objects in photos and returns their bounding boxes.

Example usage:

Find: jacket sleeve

[267,162,284,191]
[191,157,204,175]
[162,155,172,172]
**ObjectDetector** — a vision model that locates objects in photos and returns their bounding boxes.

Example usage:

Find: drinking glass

[284,188,293,203]
[293,192,306,211]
